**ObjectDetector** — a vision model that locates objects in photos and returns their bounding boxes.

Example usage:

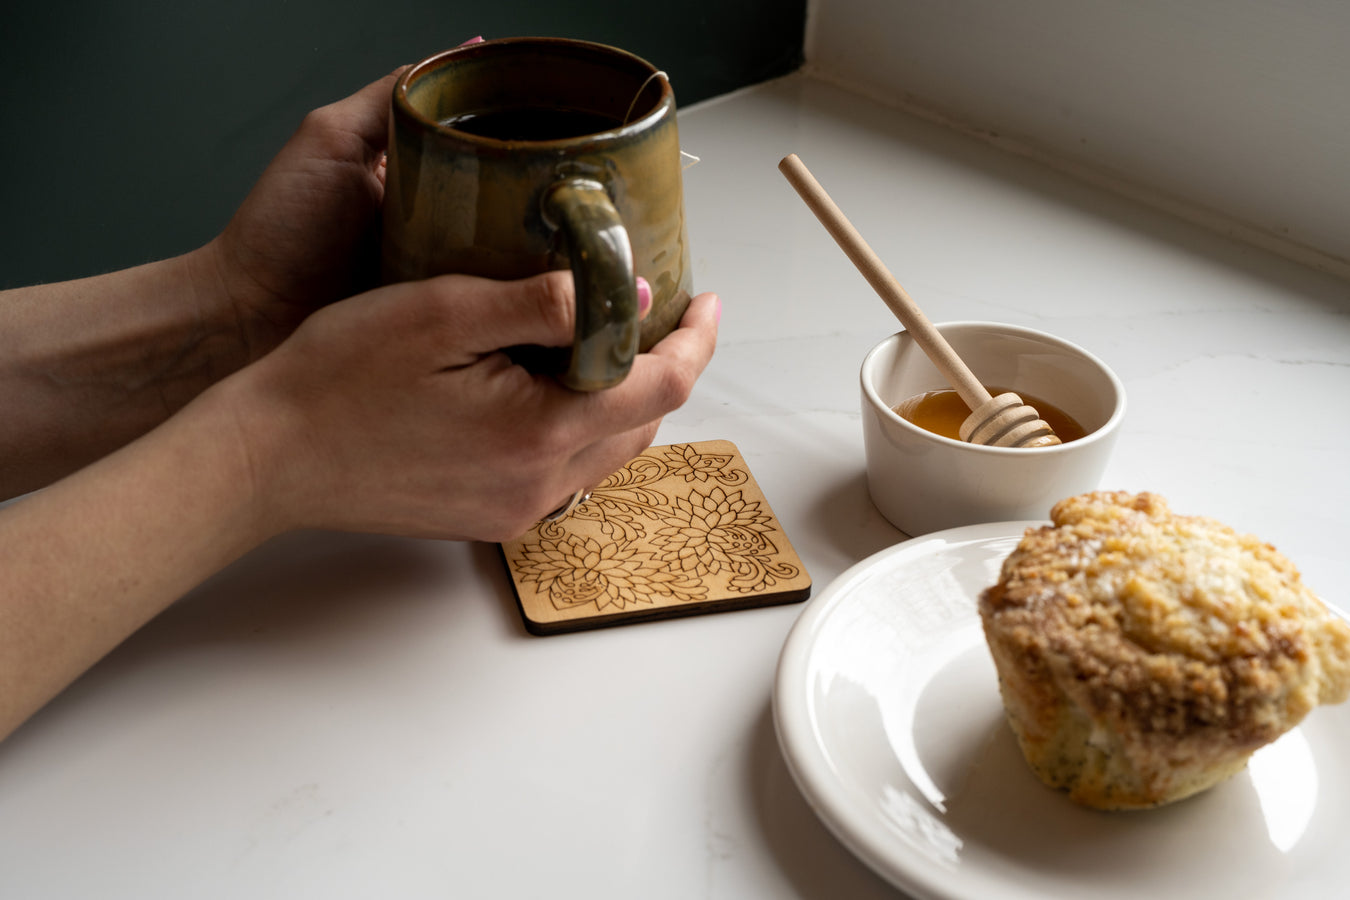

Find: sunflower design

[511,533,707,611]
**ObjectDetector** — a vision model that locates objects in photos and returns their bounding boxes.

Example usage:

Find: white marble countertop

[2,73,1347,899]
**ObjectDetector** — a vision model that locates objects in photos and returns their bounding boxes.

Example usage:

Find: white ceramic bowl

[860,322,1126,536]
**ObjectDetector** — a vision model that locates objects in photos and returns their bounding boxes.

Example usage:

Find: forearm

[0,71,399,500]
[0,245,255,499]
[0,381,278,742]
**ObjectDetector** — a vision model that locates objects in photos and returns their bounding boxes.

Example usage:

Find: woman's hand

[222,270,720,542]
[204,70,403,359]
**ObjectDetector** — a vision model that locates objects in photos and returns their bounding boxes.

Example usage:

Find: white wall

[805,0,1350,278]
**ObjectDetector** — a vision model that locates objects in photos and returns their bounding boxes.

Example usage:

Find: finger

[295,69,404,170]
[338,69,405,148]
[623,290,721,402]
[432,270,659,346]
[661,290,722,354]
[532,418,663,523]
[539,291,720,440]
[574,419,662,486]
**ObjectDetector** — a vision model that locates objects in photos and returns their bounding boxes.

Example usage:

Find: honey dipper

[778,153,1061,448]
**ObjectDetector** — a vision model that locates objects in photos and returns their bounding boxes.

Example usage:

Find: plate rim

[772,520,1039,900]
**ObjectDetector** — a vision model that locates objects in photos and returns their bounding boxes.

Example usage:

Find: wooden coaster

[500,440,812,635]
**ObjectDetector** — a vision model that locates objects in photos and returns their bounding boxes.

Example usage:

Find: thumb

[411,270,579,365]
[409,270,652,367]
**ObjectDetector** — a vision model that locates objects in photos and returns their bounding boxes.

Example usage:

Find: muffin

[979,491,1350,810]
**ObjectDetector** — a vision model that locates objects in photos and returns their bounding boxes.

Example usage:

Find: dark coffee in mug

[440,106,627,141]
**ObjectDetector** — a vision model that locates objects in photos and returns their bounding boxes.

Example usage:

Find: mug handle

[541,178,640,391]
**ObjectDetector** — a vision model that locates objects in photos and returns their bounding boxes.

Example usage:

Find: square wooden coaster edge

[513,580,813,636]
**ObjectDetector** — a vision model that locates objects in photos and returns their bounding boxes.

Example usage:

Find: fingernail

[636,277,653,317]
[714,295,722,322]
[459,35,485,46]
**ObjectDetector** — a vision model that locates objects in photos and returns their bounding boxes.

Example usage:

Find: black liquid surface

[441,107,626,141]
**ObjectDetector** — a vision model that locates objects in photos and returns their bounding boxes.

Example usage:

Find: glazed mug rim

[392,36,675,148]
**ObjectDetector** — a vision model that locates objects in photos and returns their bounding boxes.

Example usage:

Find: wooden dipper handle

[777,153,1061,448]
[777,153,990,411]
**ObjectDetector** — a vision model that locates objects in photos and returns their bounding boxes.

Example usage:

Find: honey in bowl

[893,387,1088,443]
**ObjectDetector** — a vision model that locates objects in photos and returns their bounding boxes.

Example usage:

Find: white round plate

[773,522,1350,900]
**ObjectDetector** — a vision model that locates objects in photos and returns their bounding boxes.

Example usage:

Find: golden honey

[893,387,1088,443]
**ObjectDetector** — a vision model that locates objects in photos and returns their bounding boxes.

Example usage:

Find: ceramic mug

[381,37,694,391]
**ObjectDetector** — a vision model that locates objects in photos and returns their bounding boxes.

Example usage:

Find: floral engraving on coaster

[507,444,801,615]
[651,485,801,594]
[510,532,708,612]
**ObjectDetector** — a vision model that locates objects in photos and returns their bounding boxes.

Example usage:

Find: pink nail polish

[636,277,652,315]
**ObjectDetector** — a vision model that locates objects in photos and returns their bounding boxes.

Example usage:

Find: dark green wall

[0,2,805,287]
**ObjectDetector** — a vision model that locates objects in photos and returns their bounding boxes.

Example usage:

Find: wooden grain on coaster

[500,440,812,635]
